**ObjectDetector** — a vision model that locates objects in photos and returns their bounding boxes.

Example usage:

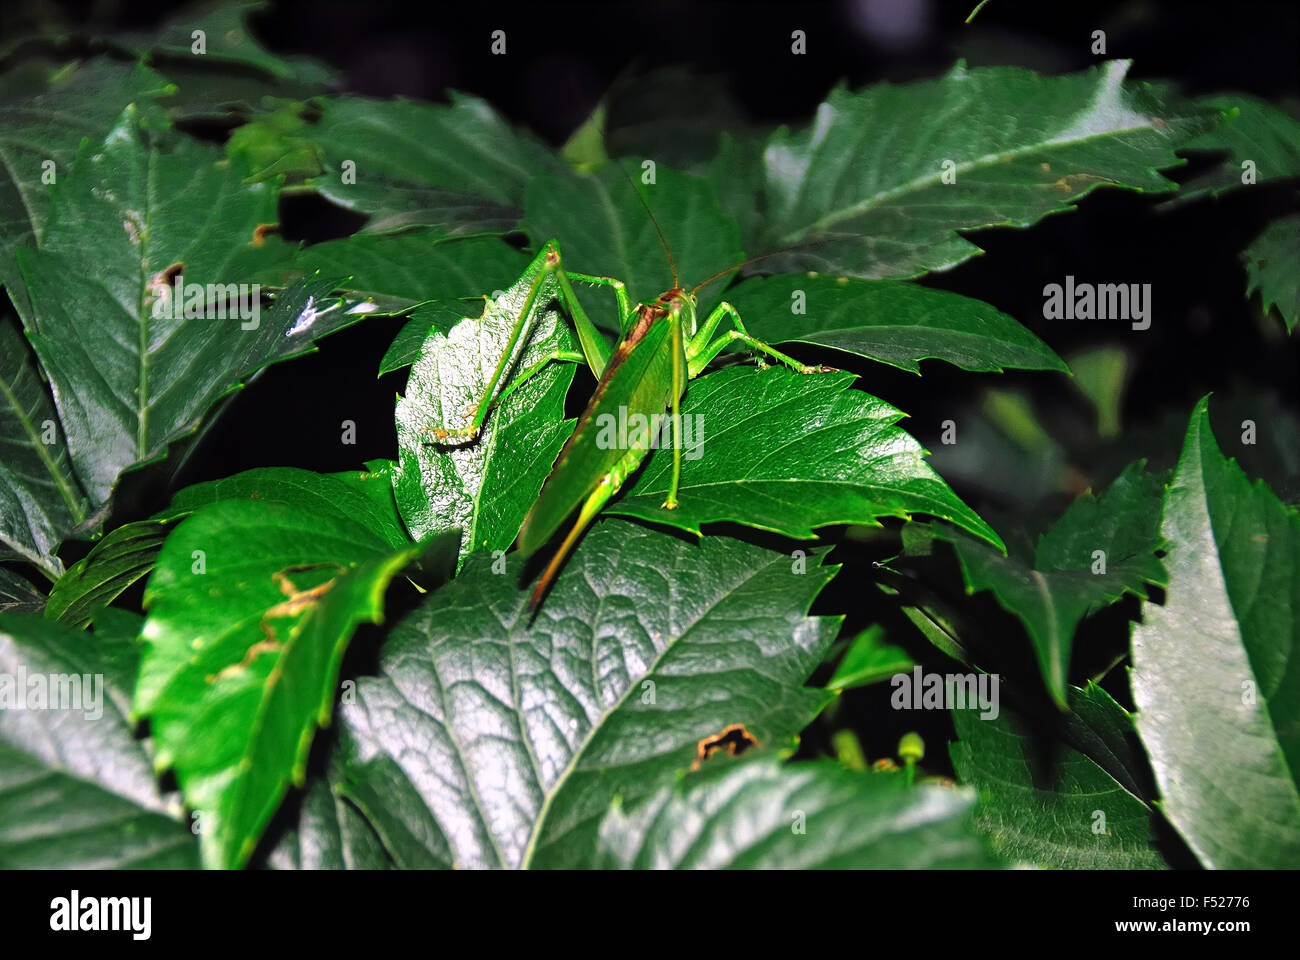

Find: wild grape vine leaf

[301,92,566,234]
[935,461,1166,706]
[332,521,840,869]
[1241,211,1300,333]
[726,273,1068,374]
[606,367,1004,550]
[392,255,578,563]
[950,682,1166,869]
[0,612,199,868]
[587,753,997,869]
[753,60,1214,279]
[15,103,372,506]
[134,488,456,869]
[1130,397,1300,869]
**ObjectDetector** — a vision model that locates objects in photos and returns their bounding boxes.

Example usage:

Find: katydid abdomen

[518,295,687,609]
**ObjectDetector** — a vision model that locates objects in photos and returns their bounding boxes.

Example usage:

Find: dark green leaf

[0,59,172,306]
[1176,94,1300,198]
[16,102,371,504]
[333,520,839,869]
[0,612,198,868]
[0,315,87,576]
[589,753,997,869]
[755,61,1212,279]
[0,565,45,614]
[522,163,743,310]
[45,521,168,628]
[261,777,393,870]
[940,461,1166,705]
[302,92,565,234]
[826,624,914,692]
[727,274,1068,374]
[950,682,1166,868]
[279,233,528,305]
[1242,212,1300,333]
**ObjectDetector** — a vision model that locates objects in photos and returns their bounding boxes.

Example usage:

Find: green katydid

[421,179,835,611]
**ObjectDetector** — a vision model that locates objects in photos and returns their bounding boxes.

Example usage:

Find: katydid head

[654,286,697,337]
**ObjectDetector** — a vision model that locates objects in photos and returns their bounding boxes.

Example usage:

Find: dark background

[3,0,1298,807]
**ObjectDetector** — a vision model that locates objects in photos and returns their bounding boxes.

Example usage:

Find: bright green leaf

[1130,396,1300,868]
[606,366,1004,550]
[392,255,578,562]
[134,497,455,869]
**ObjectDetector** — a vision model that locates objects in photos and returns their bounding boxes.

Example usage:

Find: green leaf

[0,314,87,576]
[589,753,997,869]
[755,61,1211,279]
[302,92,565,234]
[726,274,1068,374]
[15,101,373,504]
[0,612,199,868]
[522,163,743,310]
[392,253,578,562]
[1242,212,1300,333]
[950,682,1166,868]
[0,59,172,305]
[0,566,44,614]
[939,461,1166,705]
[44,521,169,628]
[134,496,455,869]
[1130,396,1300,868]
[332,520,840,869]
[1176,94,1300,198]
[605,366,1004,550]
[826,624,914,692]
[279,232,528,305]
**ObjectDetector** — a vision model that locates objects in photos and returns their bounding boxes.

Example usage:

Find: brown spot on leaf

[691,723,760,770]
[252,222,279,246]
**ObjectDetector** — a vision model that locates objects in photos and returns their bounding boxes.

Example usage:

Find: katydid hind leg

[663,306,687,510]
[526,449,642,615]
[686,301,838,379]
[422,253,558,441]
